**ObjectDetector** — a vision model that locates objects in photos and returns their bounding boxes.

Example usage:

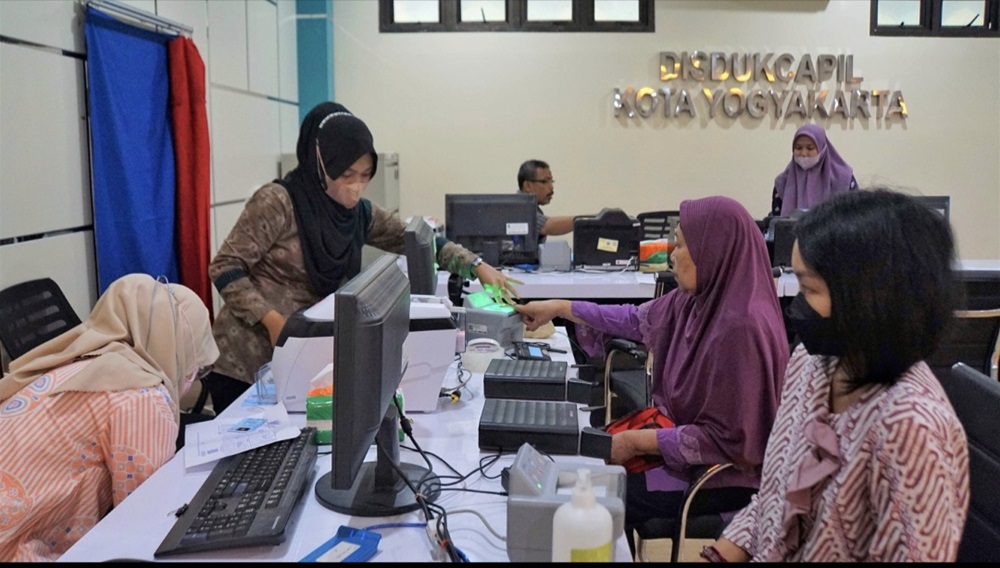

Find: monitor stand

[315,408,440,516]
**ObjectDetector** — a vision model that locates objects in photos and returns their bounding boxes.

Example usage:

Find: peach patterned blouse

[0,359,178,561]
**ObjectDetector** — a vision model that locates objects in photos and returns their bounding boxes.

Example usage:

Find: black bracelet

[700,545,728,563]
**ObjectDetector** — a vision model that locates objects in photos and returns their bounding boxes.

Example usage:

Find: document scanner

[505,443,626,562]
[271,294,456,413]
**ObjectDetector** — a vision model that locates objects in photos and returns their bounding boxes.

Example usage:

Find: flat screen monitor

[404,216,438,296]
[313,254,440,516]
[445,193,539,266]
[911,195,950,222]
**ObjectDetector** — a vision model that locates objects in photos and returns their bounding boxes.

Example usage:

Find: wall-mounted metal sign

[614,51,907,120]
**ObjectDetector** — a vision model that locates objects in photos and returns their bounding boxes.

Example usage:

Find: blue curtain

[85,7,178,293]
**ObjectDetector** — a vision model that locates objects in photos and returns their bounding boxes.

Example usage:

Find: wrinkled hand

[609,431,638,465]
[475,263,523,306]
[513,300,567,332]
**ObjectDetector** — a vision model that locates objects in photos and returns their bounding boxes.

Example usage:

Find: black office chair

[0,277,82,364]
[636,210,680,242]
[927,309,1000,381]
[936,362,1000,562]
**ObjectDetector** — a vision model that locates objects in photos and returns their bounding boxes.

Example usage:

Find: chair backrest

[636,210,680,242]
[0,278,82,362]
[654,271,678,298]
[927,309,1000,380]
[936,362,1000,562]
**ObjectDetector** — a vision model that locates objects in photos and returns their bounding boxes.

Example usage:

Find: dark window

[379,0,654,33]
[871,0,999,36]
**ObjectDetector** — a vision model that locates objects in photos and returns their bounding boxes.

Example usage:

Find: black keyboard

[478,398,580,455]
[154,427,318,558]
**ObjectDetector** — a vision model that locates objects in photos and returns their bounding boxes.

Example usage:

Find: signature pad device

[479,398,579,455]
[572,208,641,271]
[483,358,568,401]
[505,442,626,562]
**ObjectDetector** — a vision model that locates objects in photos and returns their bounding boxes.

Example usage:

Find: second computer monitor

[403,216,438,296]
[444,193,539,266]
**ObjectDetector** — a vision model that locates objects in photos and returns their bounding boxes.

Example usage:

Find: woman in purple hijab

[770,123,857,217]
[516,196,789,554]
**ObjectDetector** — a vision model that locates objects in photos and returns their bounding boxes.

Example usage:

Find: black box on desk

[479,398,580,455]
[572,208,641,270]
[483,359,568,401]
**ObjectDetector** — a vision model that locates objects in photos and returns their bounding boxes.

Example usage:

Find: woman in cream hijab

[0,273,219,562]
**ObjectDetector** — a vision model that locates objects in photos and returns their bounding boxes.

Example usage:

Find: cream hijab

[0,273,218,423]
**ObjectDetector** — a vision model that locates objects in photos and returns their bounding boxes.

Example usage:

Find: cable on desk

[364,522,426,531]
[439,359,473,400]
[447,508,507,541]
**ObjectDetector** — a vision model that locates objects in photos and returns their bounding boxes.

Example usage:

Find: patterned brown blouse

[208,183,478,384]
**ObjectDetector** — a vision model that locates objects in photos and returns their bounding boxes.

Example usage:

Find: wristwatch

[470,257,484,271]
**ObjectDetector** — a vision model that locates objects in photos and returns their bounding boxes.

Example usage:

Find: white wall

[0,0,298,370]
[332,0,1000,260]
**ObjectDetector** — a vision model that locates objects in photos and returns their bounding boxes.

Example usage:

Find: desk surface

[437,269,657,300]
[59,328,632,563]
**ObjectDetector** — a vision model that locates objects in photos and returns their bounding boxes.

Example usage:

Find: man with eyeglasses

[517,159,577,244]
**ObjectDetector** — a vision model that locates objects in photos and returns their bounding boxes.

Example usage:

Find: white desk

[437,270,656,300]
[59,328,632,563]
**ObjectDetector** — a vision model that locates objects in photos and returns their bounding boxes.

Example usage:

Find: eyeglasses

[530,178,555,185]
[195,365,215,380]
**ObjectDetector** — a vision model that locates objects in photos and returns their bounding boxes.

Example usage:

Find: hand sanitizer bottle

[551,468,614,562]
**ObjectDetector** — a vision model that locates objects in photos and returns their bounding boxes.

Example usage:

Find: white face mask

[794,154,822,170]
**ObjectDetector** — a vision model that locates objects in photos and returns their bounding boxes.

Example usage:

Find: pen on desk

[546,347,567,353]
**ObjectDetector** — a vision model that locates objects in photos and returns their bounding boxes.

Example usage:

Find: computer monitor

[404,216,438,296]
[911,195,950,222]
[445,193,539,266]
[313,254,440,516]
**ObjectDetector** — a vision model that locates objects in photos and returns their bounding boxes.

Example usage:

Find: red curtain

[168,36,213,319]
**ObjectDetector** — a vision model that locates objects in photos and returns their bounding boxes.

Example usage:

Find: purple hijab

[774,124,854,215]
[637,197,788,471]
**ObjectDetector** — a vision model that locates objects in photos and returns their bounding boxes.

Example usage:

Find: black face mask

[785,293,847,357]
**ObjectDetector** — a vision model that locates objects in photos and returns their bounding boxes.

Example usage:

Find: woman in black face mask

[704,189,970,562]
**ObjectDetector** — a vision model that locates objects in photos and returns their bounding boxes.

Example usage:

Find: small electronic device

[459,290,524,349]
[572,208,641,271]
[483,358,568,401]
[505,443,626,562]
[479,398,579,454]
[514,342,550,361]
